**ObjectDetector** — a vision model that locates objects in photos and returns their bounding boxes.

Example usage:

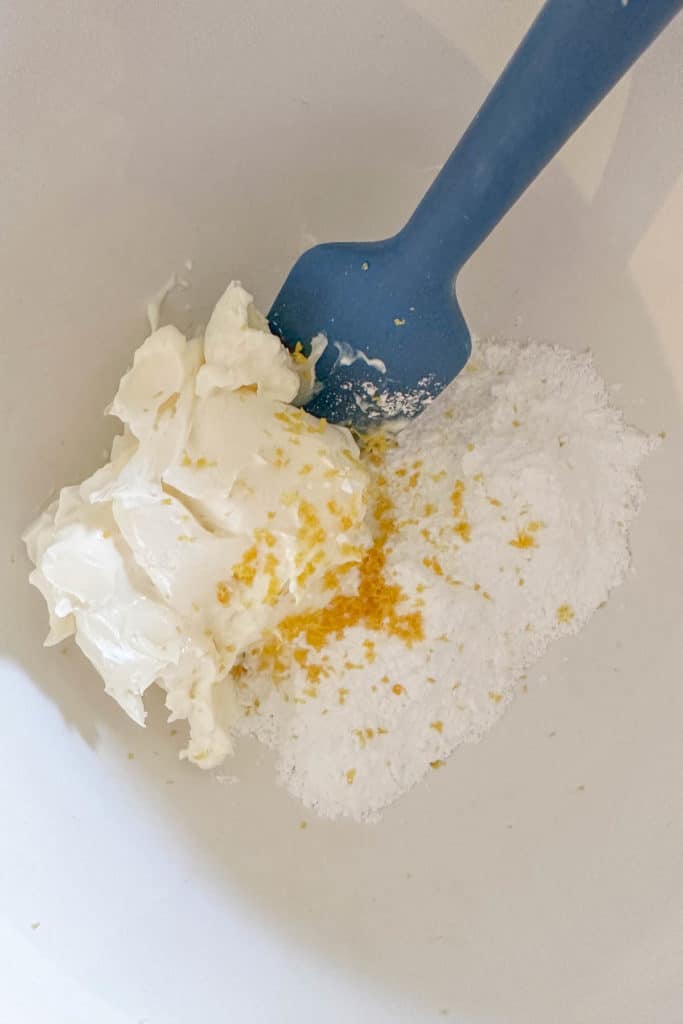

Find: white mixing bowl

[2,2,682,1021]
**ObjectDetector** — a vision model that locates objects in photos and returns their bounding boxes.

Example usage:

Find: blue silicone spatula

[268,0,682,425]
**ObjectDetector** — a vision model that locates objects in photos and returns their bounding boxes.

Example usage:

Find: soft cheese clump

[24,283,369,767]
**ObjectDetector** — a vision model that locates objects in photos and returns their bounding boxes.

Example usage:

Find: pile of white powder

[25,283,654,822]
[235,339,653,820]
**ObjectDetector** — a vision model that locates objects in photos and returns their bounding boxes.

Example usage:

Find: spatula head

[268,238,471,426]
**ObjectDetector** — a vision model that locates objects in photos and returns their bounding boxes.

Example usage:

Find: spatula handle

[400,0,683,281]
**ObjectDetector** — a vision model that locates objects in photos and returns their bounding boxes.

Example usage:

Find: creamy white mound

[24,284,369,767]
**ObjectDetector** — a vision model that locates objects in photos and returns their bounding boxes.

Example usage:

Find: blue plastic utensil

[268,0,682,425]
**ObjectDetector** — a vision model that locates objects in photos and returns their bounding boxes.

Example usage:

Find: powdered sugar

[235,339,654,820]
[352,373,439,420]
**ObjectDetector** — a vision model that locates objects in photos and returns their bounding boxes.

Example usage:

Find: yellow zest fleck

[341,447,360,465]
[297,499,326,552]
[181,451,216,470]
[488,691,504,704]
[512,419,522,428]
[355,429,397,466]
[423,555,444,577]
[449,479,470,540]
[274,408,305,436]
[430,760,445,770]
[556,603,575,624]
[354,729,367,749]
[453,520,471,542]
[487,497,502,507]
[392,683,404,696]
[216,581,231,605]
[430,721,443,733]
[296,559,320,588]
[272,446,289,469]
[254,527,277,548]
[298,463,313,475]
[232,544,258,584]
[450,479,465,517]
[255,634,286,677]
[338,688,349,705]
[322,560,356,591]
[291,341,308,365]
[305,663,325,685]
[345,768,356,785]
[363,639,376,663]
[161,497,172,505]
[509,530,536,549]
[264,551,282,604]
[305,416,327,436]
